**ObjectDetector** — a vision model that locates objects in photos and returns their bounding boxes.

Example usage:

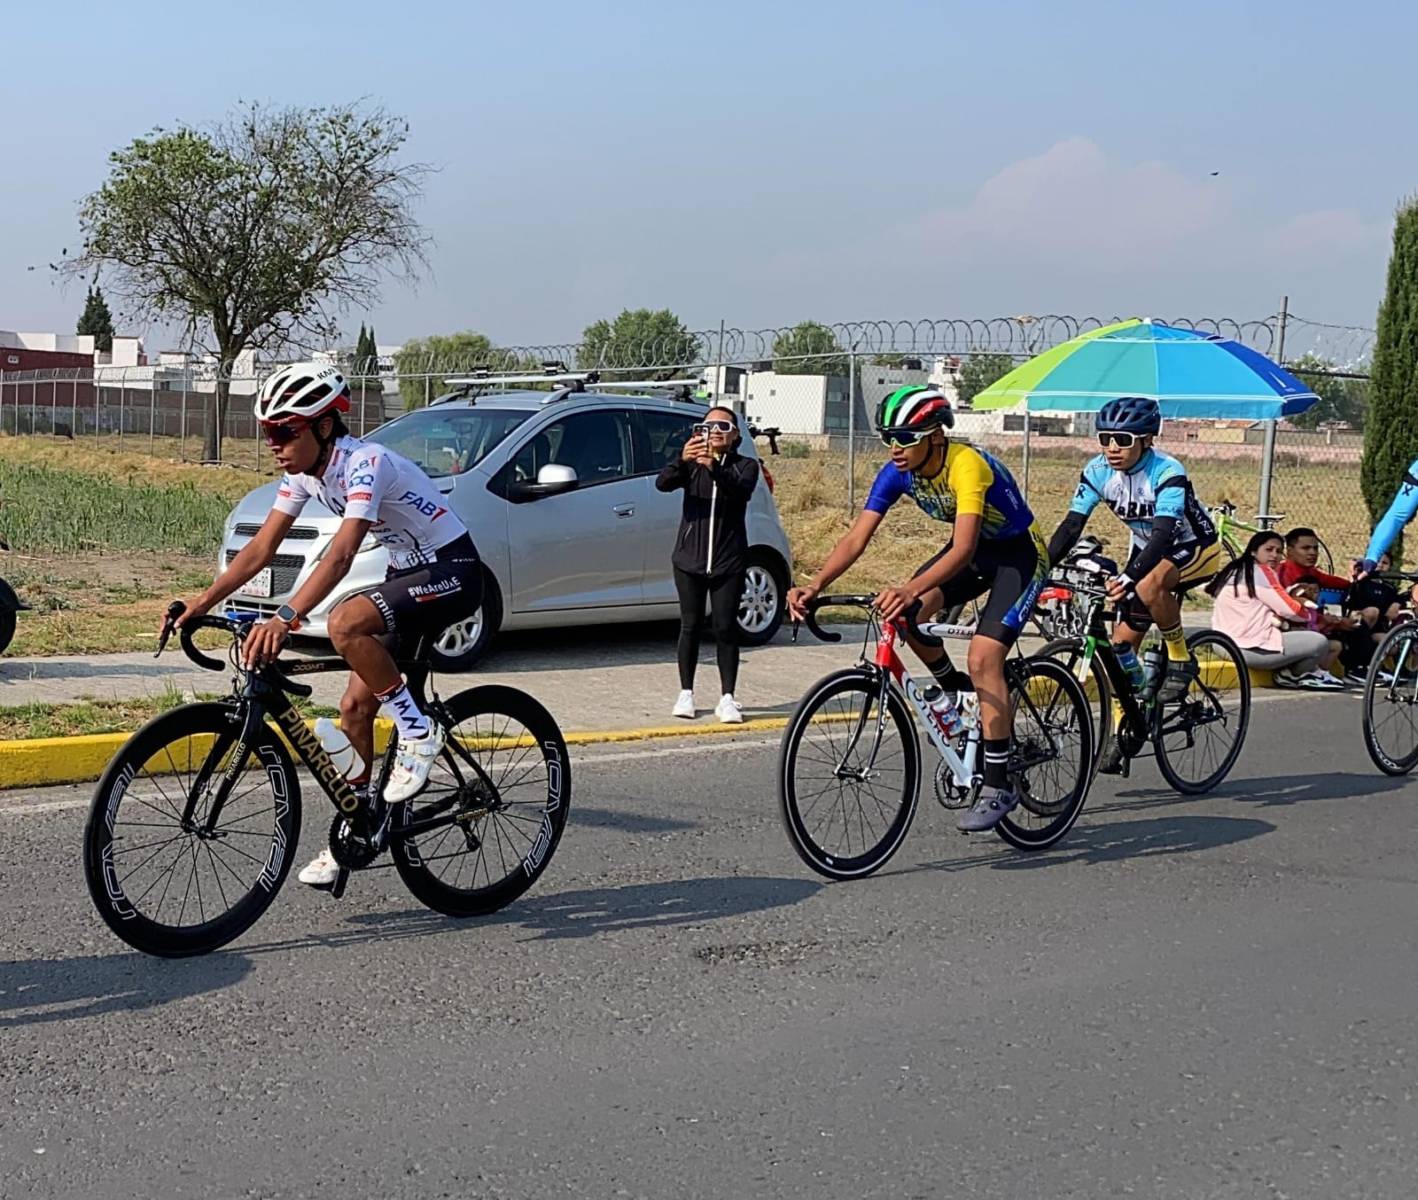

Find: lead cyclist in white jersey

[172,362,483,886]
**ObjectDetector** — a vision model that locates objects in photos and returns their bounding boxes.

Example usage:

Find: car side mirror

[508,463,579,502]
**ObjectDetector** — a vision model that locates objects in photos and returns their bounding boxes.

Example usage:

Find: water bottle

[1115,644,1147,695]
[921,684,966,737]
[314,717,365,780]
[1140,647,1166,700]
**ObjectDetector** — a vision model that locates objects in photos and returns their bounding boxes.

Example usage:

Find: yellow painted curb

[0,714,795,792]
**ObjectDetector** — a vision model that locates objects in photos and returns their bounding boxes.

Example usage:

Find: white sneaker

[672,689,695,719]
[384,722,445,803]
[297,848,339,888]
[716,694,744,724]
[1314,669,1348,689]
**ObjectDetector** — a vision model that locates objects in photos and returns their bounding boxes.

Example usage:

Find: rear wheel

[391,685,569,916]
[779,669,921,879]
[1152,630,1251,794]
[82,702,302,957]
[1362,622,1418,775]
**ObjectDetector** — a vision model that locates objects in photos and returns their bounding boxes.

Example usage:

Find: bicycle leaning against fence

[1209,501,1335,574]
[777,595,1094,880]
[83,605,570,957]
[1037,547,1252,793]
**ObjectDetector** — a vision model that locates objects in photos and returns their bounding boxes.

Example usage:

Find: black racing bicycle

[83,606,569,957]
[1038,555,1251,793]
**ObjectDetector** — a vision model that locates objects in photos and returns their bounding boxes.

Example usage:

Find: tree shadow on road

[905,813,1275,876]
[0,951,253,1030]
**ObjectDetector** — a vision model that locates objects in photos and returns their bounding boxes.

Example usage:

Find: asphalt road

[3,690,1417,1199]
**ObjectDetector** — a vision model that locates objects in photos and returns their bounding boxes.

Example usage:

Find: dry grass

[770,440,1373,595]
[0,689,335,740]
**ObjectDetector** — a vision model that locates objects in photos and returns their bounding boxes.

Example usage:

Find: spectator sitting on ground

[1342,551,1405,680]
[1279,527,1364,681]
[1207,530,1342,690]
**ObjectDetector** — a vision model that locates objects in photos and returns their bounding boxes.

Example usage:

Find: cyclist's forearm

[1366,485,1418,563]
[287,550,357,620]
[1047,511,1087,566]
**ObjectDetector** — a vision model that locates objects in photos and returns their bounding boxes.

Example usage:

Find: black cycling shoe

[1158,657,1199,703]
[1096,740,1126,775]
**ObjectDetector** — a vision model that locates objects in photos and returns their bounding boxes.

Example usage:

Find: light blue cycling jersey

[1068,448,1216,549]
[1365,458,1418,565]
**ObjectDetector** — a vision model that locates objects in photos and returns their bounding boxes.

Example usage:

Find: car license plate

[243,567,274,598]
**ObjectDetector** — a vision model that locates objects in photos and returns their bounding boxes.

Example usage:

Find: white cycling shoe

[297,848,340,889]
[384,722,446,804]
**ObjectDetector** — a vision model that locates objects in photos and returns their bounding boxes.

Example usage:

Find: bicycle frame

[864,620,981,791]
[1047,582,1153,753]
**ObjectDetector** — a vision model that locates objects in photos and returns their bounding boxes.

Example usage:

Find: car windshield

[366,406,532,478]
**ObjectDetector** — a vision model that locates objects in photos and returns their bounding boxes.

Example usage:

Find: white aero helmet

[255,361,352,424]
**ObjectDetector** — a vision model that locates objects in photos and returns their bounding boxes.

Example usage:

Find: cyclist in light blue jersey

[1358,460,1418,576]
[1048,397,1221,716]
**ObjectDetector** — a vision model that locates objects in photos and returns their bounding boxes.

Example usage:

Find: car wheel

[431,571,501,672]
[737,553,787,646]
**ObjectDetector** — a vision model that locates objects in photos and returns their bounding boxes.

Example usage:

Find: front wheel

[391,685,569,916]
[82,702,302,958]
[1041,637,1112,771]
[995,655,1094,850]
[779,669,921,880]
[1362,622,1418,775]
[1152,629,1251,794]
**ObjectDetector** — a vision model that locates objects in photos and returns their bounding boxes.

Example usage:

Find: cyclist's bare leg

[966,634,1010,740]
[337,673,379,783]
[903,584,953,669]
[329,596,403,770]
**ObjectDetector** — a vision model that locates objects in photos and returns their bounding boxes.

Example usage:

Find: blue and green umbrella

[972,318,1318,421]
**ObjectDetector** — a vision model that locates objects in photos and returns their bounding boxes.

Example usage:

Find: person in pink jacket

[1206,530,1341,690]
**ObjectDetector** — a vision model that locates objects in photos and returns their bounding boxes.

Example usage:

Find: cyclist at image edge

[172,362,483,888]
[786,385,1048,833]
[1047,395,1221,711]
[1357,458,1418,590]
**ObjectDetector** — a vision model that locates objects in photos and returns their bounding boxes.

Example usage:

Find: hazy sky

[1,0,1407,350]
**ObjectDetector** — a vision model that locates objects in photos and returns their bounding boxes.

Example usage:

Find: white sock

[376,681,430,740]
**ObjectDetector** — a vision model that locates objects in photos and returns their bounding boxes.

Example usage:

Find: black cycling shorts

[913,527,1048,647]
[346,534,483,650]
[1119,537,1222,632]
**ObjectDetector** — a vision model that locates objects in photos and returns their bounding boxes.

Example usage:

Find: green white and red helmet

[876,385,954,434]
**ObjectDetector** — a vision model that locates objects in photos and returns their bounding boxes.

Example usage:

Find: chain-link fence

[0,310,1377,559]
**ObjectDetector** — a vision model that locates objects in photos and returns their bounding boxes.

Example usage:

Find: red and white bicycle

[779,595,1094,880]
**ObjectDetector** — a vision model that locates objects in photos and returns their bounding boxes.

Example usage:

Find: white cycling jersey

[273,436,468,570]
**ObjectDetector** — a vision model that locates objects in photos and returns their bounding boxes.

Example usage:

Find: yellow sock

[1159,621,1189,662]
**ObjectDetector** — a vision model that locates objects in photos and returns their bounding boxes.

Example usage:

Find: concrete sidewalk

[0,614,1224,734]
[0,623,873,732]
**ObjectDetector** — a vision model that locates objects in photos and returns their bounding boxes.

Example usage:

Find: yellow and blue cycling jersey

[864,442,1036,539]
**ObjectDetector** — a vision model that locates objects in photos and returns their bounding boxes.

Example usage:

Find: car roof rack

[441,365,707,405]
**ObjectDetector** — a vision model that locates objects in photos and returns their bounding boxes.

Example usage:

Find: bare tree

[64,102,429,460]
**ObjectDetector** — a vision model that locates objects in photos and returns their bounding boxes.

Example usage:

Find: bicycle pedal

[330,866,350,900]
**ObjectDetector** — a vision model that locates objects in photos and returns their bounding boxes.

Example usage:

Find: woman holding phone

[656,406,761,722]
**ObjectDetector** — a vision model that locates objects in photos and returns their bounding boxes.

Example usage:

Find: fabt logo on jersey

[398,491,446,520]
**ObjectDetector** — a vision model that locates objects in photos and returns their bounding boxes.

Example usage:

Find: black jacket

[656,449,760,578]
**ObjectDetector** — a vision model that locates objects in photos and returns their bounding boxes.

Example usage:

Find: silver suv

[219,387,793,668]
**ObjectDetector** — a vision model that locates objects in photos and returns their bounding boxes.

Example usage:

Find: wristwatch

[274,604,302,631]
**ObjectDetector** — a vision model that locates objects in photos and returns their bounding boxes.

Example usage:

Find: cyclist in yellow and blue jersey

[787,385,1048,833]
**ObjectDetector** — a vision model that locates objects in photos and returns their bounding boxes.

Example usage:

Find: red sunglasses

[260,420,308,447]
